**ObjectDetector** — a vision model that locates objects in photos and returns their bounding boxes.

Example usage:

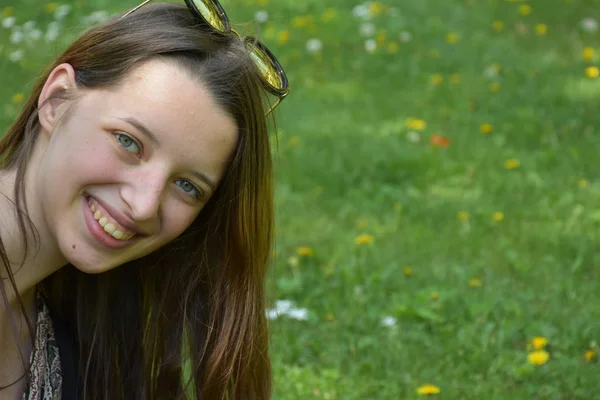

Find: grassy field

[2,0,600,398]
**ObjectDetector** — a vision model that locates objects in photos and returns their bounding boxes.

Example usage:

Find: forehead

[86,60,238,172]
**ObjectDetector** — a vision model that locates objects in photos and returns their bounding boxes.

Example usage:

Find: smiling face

[34,60,238,273]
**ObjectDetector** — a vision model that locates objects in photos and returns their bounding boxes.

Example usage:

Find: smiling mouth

[87,197,137,241]
[83,195,140,249]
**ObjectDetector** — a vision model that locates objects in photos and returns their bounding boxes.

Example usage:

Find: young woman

[0,1,289,399]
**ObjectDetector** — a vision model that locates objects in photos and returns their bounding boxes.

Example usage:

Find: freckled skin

[35,60,239,273]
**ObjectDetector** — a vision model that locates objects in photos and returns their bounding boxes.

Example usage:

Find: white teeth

[103,223,116,235]
[89,199,136,241]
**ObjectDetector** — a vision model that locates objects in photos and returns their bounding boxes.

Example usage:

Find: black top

[48,307,80,400]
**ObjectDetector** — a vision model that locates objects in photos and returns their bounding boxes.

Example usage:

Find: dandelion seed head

[2,16,16,29]
[359,22,376,38]
[365,39,377,53]
[581,17,599,33]
[306,38,323,54]
[381,316,397,327]
[9,49,24,62]
[254,10,269,23]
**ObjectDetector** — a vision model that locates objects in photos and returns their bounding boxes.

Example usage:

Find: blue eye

[115,133,141,154]
[175,179,203,199]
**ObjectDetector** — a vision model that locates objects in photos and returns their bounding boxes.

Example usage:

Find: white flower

[45,22,60,42]
[2,17,16,29]
[287,308,309,321]
[365,39,377,53]
[54,5,72,21]
[306,38,323,54]
[359,22,376,37]
[29,28,42,41]
[266,309,280,319]
[274,300,293,313]
[381,316,397,327]
[399,31,412,43]
[82,10,110,26]
[9,49,24,62]
[352,4,371,20]
[22,20,36,31]
[406,131,421,143]
[254,10,269,23]
[581,17,598,33]
[483,64,499,78]
[10,30,24,44]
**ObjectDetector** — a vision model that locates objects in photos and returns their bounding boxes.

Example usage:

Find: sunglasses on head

[122,0,290,116]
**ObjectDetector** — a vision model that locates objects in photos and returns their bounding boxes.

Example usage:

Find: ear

[38,63,78,136]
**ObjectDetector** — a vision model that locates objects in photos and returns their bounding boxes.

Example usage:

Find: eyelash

[114,132,204,201]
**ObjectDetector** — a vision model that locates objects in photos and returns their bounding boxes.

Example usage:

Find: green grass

[2,0,600,398]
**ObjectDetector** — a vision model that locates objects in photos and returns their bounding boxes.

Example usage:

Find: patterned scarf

[22,292,63,400]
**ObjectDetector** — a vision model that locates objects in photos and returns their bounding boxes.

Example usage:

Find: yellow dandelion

[535,24,548,35]
[2,6,15,16]
[457,211,469,221]
[11,93,24,104]
[492,211,505,222]
[430,292,439,300]
[504,158,520,169]
[586,66,599,79]
[405,118,427,131]
[403,266,413,277]
[296,247,314,257]
[277,30,289,44]
[289,136,300,146]
[468,278,482,287]
[519,4,532,16]
[292,15,311,28]
[417,384,440,395]
[492,20,505,32]
[320,7,337,22]
[369,1,384,15]
[354,234,374,245]
[387,42,399,53]
[489,82,501,92]
[445,32,459,44]
[480,123,493,134]
[326,313,335,321]
[528,350,550,366]
[376,30,387,45]
[450,74,461,84]
[287,256,299,267]
[45,3,57,13]
[257,0,269,5]
[428,49,440,58]
[530,336,548,350]
[585,349,596,362]
[583,47,595,62]
[578,178,588,188]
[431,74,444,86]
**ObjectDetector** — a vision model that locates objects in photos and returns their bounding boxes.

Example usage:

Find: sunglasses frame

[122,0,290,115]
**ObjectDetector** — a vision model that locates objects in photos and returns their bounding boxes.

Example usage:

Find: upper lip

[87,195,147,236]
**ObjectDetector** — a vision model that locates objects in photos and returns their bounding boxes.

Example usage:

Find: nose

[120,168,167,222]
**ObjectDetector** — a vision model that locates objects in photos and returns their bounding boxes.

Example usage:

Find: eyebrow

[118,117,217,192]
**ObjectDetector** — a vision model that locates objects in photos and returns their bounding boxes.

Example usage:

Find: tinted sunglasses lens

[192,0,228,32]
[247,43,286,92]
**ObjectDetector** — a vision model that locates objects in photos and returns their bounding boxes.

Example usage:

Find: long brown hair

[0,3,273,399]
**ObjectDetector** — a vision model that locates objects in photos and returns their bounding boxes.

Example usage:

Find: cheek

[161,205,201,241]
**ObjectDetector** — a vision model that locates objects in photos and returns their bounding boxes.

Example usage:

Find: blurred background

[2,0,600,398]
